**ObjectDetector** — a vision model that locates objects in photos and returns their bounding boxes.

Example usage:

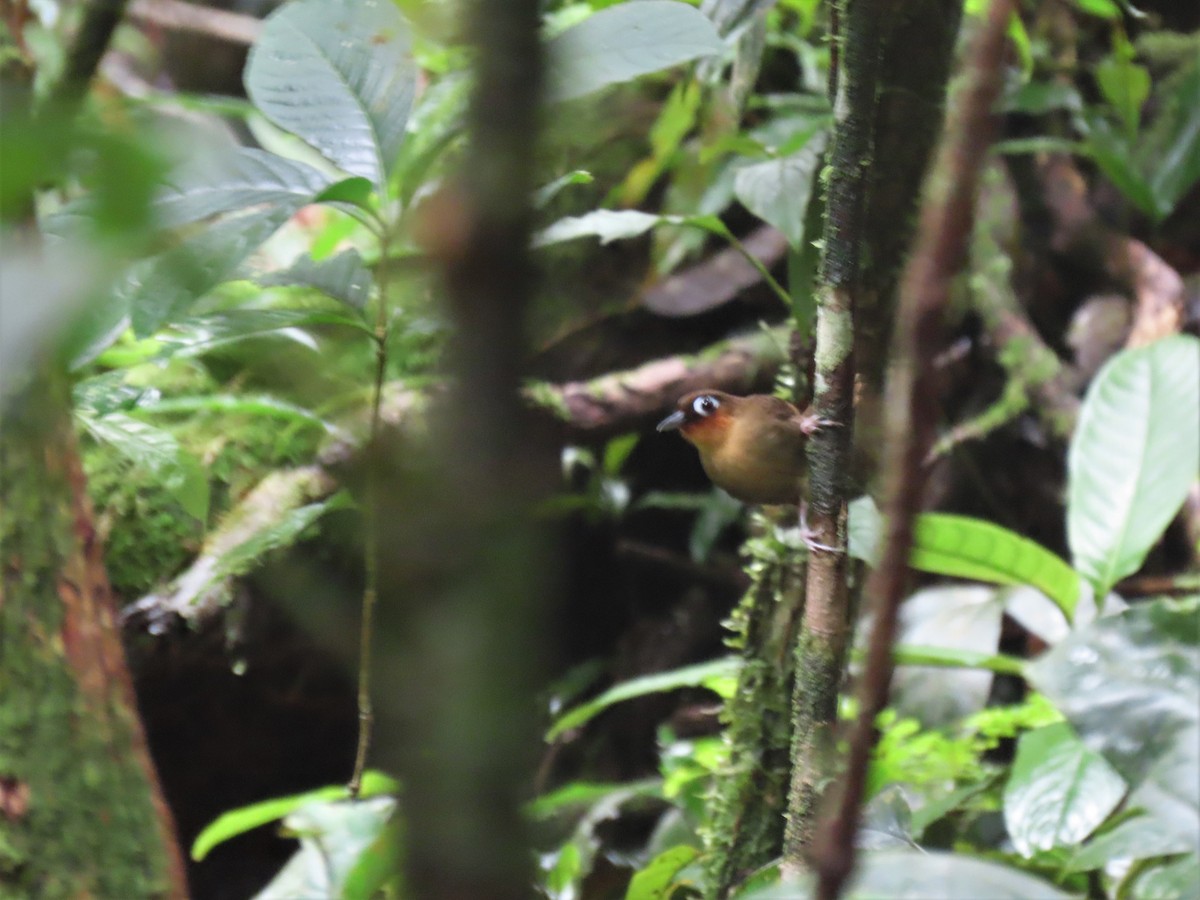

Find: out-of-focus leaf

[526,779,663,820]
[191,771,397,861]
[890,586,1005,726]
[1029,597,1200,847]
[1095,48,1149,138]
[547,657,742,741]
[1142,57,1200,224]
[124,205,297,336]
[159,308,373,358]
[535,209,665,246]
[1004,722,1126,857]
[153,147,333,228]
[738,849,1071,899]
[78,411,209,521]
[1067,335,1200,596]
[258,796,396,899]
[1067,814,1195,872]
[626,845,699,900]
[547,1,724,102]
[1126,853,1200,900]
[733,130,826,248]
[342,817,404,900]
[246,0,418,193]
[1081,111,1158,219]
[257,250,373,311]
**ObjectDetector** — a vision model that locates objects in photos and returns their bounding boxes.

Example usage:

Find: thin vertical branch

[812,3,1015,898]
[45,0,129,114]
[783,0,890,866]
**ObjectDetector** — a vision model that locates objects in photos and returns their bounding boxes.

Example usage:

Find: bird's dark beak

[656,410,686,432]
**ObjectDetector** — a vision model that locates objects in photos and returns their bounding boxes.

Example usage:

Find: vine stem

[348,229,393,796]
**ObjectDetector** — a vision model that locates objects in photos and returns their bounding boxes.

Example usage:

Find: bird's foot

[799,500,844,554]
[798,408,841,436]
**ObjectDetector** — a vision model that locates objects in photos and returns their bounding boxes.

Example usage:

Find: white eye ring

[692,395,719,416]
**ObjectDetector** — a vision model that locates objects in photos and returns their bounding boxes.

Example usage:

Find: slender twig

[811,3,1014,898]
[348,230,393,796]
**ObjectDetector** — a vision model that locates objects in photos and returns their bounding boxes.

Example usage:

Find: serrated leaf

[733,130,826,248]
[245,0,417,193]
[1004,722,1126,857]
[547,1,724,102]
[153,147,333,228]
[257,250,372,311]
[546,657,741,741]
[78,411,209,520]
[124,206,297,337]
[911,514,1082,618]
[1067,335,1200,596]
[1029,597,1200,847]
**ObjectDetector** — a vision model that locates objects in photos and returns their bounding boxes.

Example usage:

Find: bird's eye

[692,395,719,416]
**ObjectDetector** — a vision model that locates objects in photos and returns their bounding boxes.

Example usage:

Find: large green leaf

[739,849,1071,899]
[153,147,333,228]
[1004,722,1126,857]
[547,1,724,102]
[245,0,418,193]
[1028,598,1200,847]
[123,205,297,337]
[1067,335,1200,596]
[911,514,1082,618]
[733,130,827,248]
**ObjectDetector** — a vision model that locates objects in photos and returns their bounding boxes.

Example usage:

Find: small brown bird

[656,390,827,505]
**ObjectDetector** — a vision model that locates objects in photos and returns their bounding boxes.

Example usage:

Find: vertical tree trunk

[1,367,188,898]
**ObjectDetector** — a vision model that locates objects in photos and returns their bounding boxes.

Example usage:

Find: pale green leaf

[733,130,826,248]
[1067,335,1200,595]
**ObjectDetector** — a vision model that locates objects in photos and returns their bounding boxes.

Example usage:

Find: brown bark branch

[812,3,1014,898]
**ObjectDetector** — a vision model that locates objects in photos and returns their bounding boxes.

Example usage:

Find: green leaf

[911,514,1082,619]
[547,1,724,102]
[124,205,297,337]
[535,209,666,246]
[1081,110,1159,219]
[1142,57,1200,222]
[214,492,355,581]
[733,130,827,248]
[258,250,373,311]
[546,657,741,741]
[1127,854,1200,900]
[314,176,376,209]
[78,411,209,521]
[1028,598,1200,847]
[739,849,1072,899]
[1095,51,1149,139]
[626,845,699,900]
[1067,813,1196,872]
[191,770,398,860]
[342,816,404,900]
[160,308,374,358]
[526,779,663,820]
[1004,722,1126,857]
[245,0,418,193]
[890,586,1006,726]
[265,796,396,897]
[1067,335,1200,596]
[153,147,333,228]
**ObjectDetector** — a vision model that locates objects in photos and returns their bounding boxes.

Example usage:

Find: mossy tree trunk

[0,367,188,897]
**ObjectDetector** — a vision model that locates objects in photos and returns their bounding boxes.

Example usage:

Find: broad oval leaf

[1067,334,1200,596]
[245,0,418,193]
[548,1,724,102]
[733,130,827,248]
[1029,597,1200,846]
[153,147,333,228]
[911,513,1082,619]
[257,249,373,311]
[1004,722,1126,857]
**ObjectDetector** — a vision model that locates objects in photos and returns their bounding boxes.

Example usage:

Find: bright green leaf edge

[546,657,740,741]
[911,513,1081,620]
[190,770,398,861]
